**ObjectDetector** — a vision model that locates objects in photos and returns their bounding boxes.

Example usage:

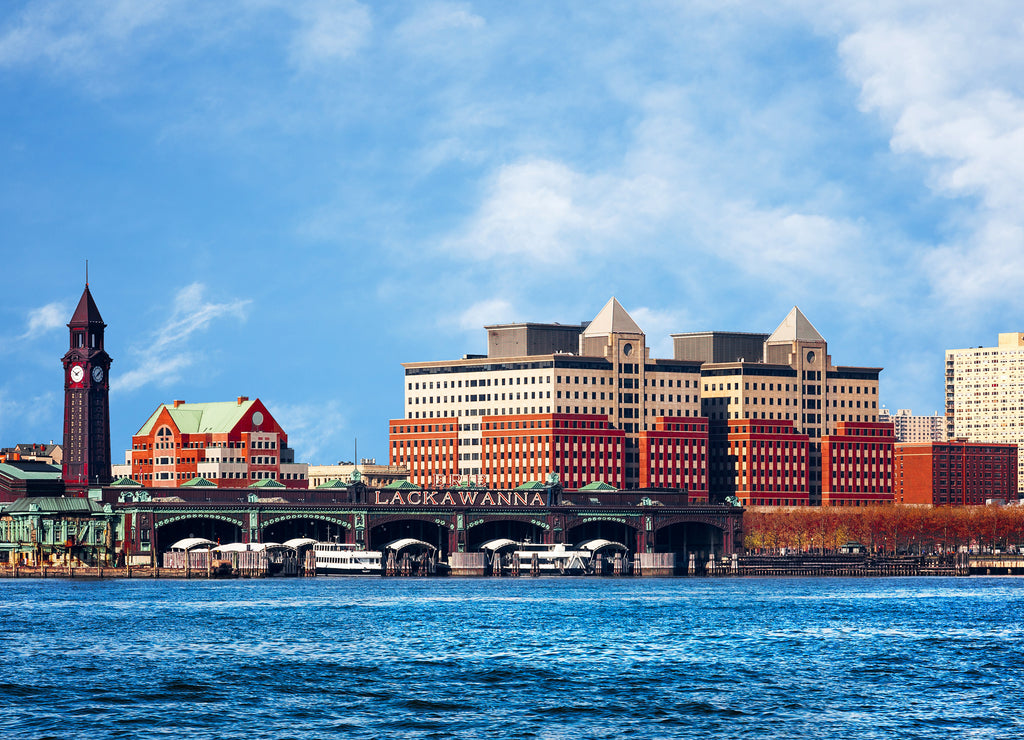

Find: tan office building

[677,308,884,504]
[394,298,704,489]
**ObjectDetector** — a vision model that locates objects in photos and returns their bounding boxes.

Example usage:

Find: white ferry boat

[312,542,383,576]
[479,540,594,575]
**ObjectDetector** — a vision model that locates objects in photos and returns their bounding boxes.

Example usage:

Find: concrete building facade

[946,333,1024,491]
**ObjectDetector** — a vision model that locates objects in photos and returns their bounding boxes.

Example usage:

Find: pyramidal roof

[767,307,825,344]
[69,284,105,327]
[582,297,643,336]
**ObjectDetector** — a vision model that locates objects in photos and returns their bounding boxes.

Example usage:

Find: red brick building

[821,422,895,506]
[713,420,810,506]
[389,418,460,487]
[638,417,709,501]
[895,441,1018,505]
[481,414,625,490]
[128,397,307,488]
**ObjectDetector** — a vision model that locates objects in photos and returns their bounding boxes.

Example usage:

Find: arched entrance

[467,519,547,551]
[655,521,724,570]
[156,515,242,552]
[369,518,447,557]
[262,516,350,544]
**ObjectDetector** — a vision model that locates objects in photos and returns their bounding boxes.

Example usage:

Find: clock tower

[62,283,113,493]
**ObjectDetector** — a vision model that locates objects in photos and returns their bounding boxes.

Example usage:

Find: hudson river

[2,577,1022,739]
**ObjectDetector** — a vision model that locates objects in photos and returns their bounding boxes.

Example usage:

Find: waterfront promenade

[4,552,1021,578]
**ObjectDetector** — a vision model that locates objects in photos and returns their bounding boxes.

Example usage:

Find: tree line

[743,505,1024,555]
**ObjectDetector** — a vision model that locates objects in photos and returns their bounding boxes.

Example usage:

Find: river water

[1,577,1022,739]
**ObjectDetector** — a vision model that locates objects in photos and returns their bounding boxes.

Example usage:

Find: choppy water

[1,577,1023,739]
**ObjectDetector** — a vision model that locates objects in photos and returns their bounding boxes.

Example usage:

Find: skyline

[3,2,1024,463]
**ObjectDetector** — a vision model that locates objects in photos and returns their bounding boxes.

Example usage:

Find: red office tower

[61,284,113,493]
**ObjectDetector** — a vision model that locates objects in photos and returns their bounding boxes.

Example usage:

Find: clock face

[92,366,104,383]
[70,365,84,383]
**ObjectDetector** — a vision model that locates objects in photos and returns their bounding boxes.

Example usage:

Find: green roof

[0,462,62,481]
[180,476,217,488]
[579,481,618,491]
[248,479,285,488]
[384,480,420,490]
[5,497,106,515]
[111,476,142,487]
[136,400,259,436]
[315,479,349,489]
[514,481,547,490]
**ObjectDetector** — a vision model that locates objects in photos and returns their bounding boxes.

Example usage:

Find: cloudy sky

[2,1,1023,463]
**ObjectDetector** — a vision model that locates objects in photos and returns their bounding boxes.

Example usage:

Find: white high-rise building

[878,408,946,443]
[946,333,1024,490]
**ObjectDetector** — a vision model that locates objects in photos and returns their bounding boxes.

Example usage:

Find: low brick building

[894,441,1018,505]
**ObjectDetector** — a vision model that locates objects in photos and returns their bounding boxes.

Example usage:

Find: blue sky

[2,1,1023,464]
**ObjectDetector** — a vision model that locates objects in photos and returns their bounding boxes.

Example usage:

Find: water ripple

[1,577,1023,738]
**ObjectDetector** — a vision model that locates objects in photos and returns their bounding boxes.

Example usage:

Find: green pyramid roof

[514,481,547,490]
[384,480,420,490]
[315,479,349,489]
[248,478,285,488]
[579,481,618,491]
[111,476,142,487]
[181,476,217,488]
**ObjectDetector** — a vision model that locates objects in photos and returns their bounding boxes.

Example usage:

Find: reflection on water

[1,577,1022,739]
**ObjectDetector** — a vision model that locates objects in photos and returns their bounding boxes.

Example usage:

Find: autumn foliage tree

[742,505,1024,555]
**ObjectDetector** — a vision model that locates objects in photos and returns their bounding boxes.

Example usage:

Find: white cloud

[830,4,1024,310]
[114,283,250,393]
[22,301,68,337]
[268,399,346,464]
[446,158,660,265]
[0,0,178,80]
[629,306,692,358]
[289,0,371,70]
[0,388,59,440]
[456,298,516,331]
[395,2,485,52]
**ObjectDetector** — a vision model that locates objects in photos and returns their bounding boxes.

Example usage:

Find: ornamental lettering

[374,490,546,507]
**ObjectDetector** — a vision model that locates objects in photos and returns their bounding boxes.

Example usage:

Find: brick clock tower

[62,284,113,493]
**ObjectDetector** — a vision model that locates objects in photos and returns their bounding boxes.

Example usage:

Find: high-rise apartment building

[946,333,1024,491]
[879,408,946,443]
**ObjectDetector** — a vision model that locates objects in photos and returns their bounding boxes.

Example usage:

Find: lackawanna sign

[373,489,548,507]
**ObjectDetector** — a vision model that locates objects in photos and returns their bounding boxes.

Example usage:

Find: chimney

[173,400,185,408]
[237,396,249,405]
